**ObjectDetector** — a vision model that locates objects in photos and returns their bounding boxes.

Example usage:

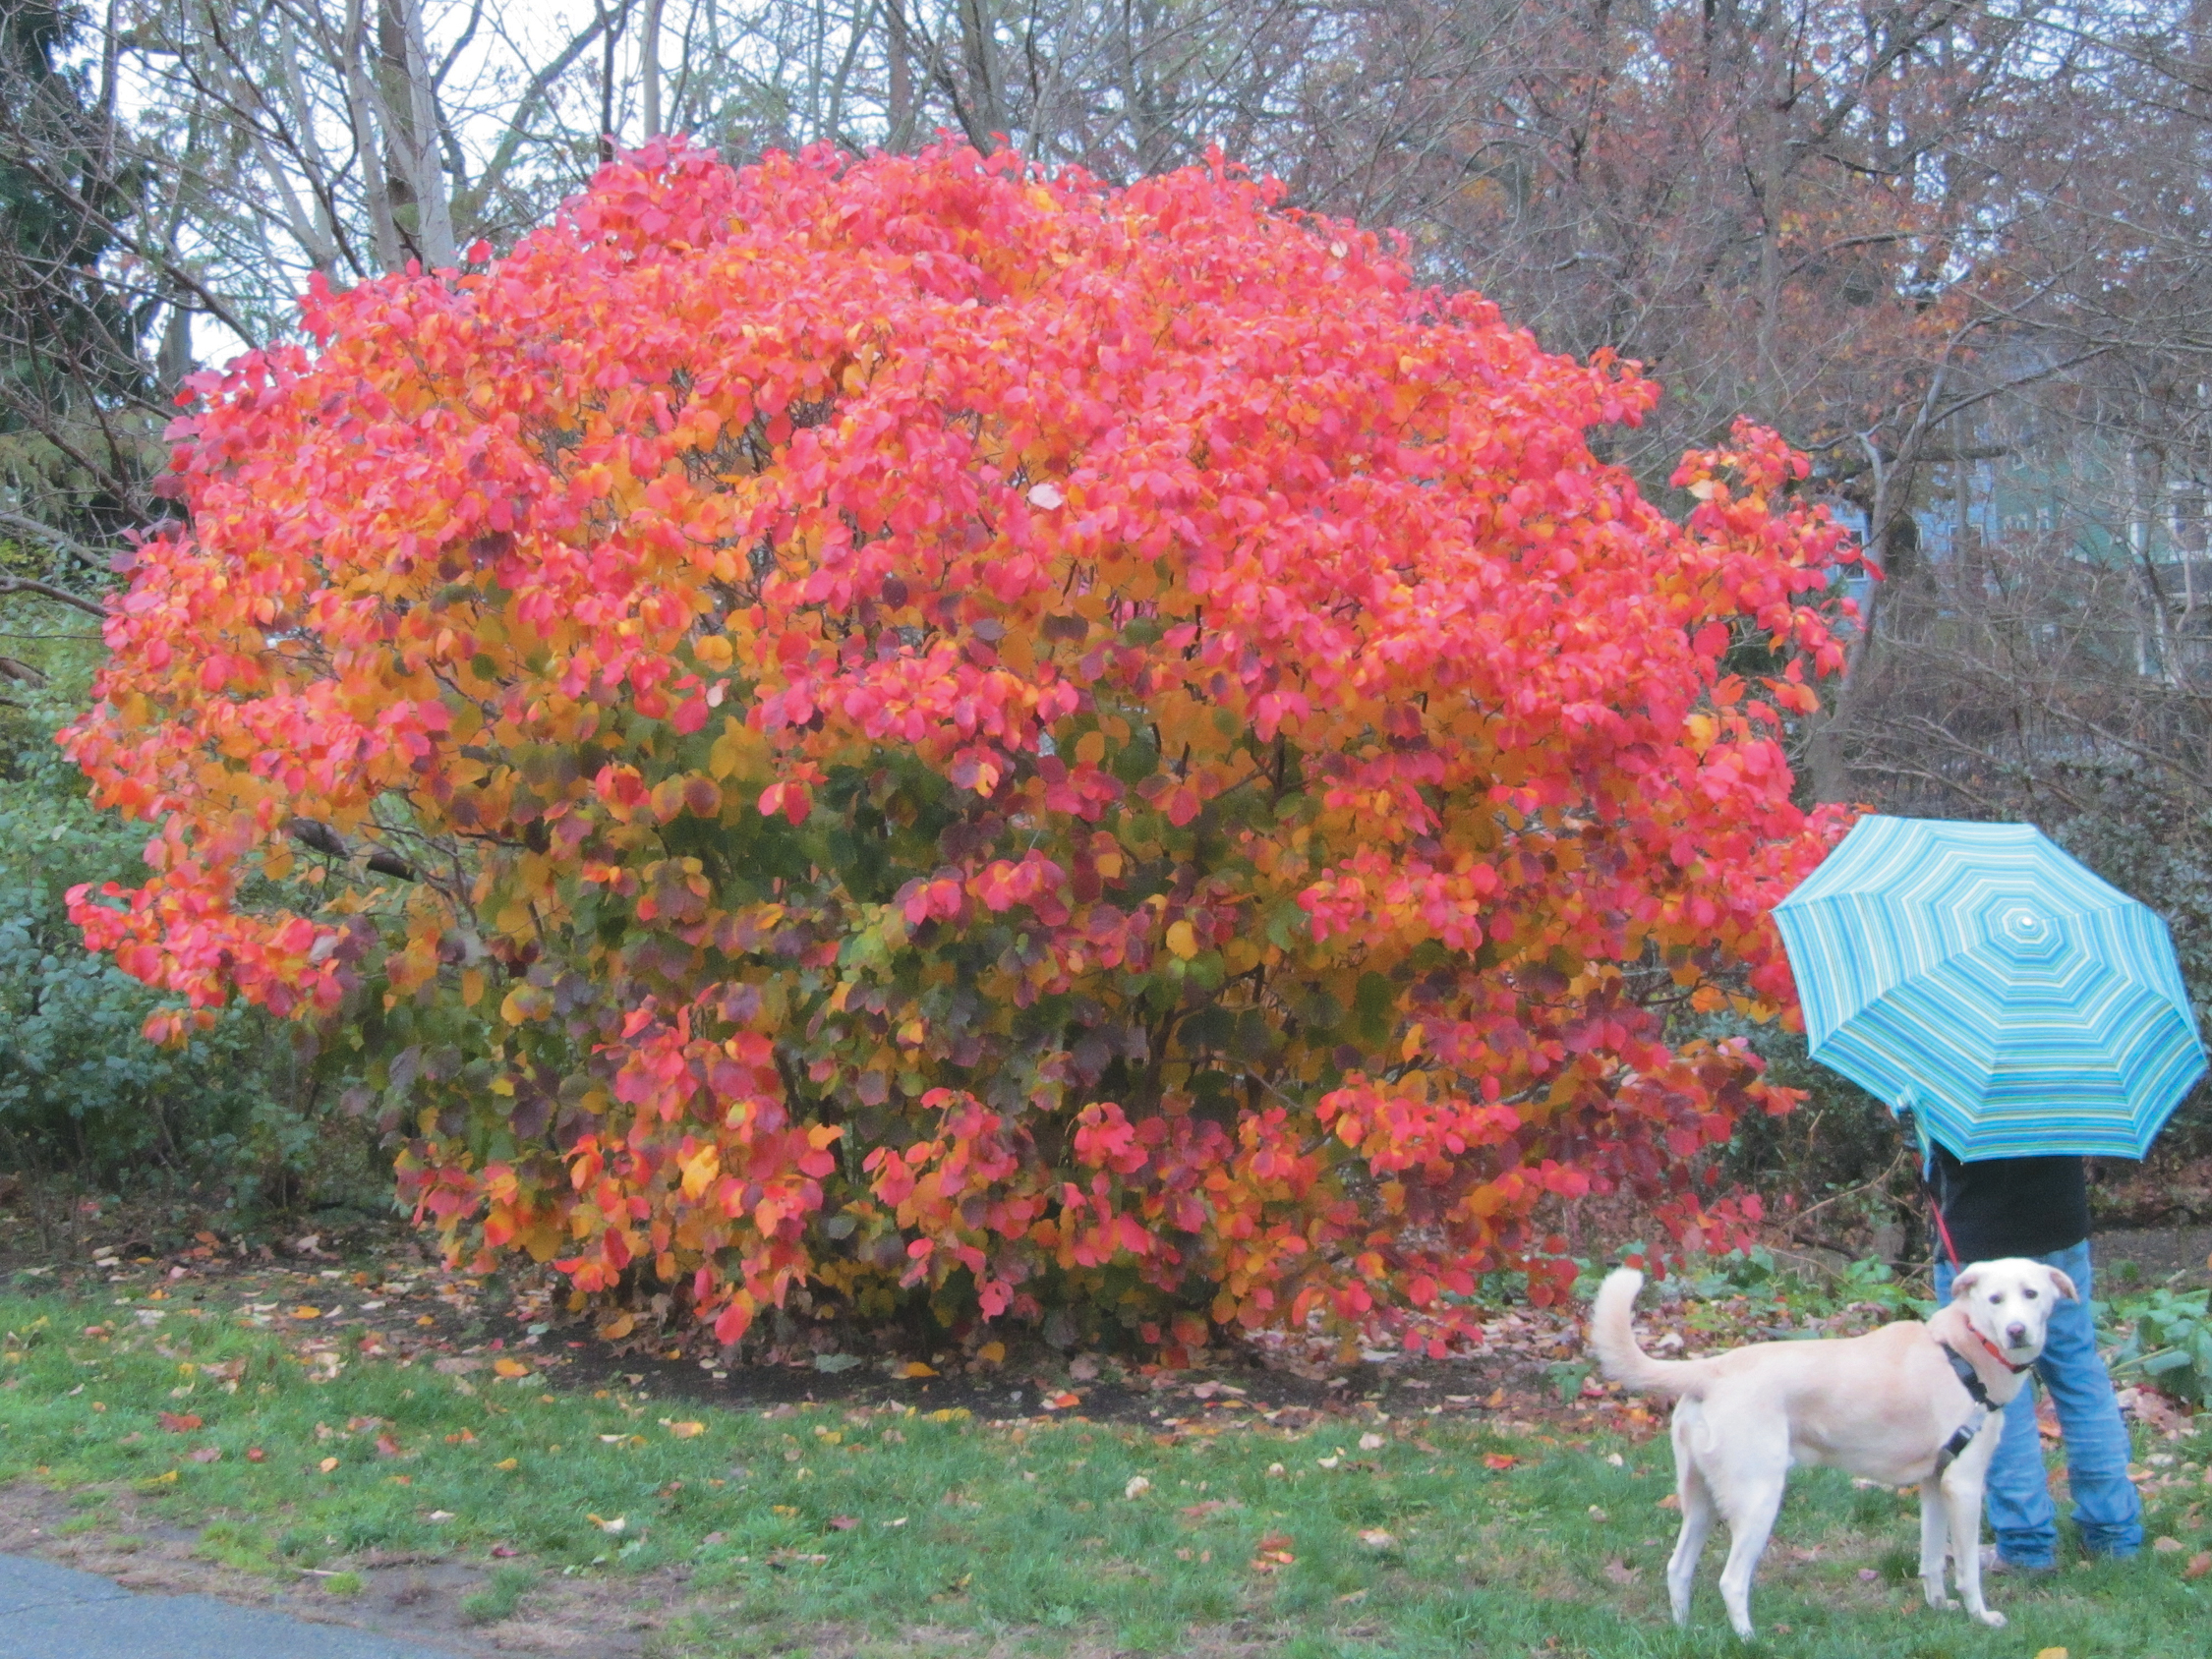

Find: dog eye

[2022,1288,2038,1299]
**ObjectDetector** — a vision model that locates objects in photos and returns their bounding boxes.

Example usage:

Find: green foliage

[0,668,364,1205]
[2108,1282,2212,1407]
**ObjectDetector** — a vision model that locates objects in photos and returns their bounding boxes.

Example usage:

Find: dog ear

[1949,1264,1985,1301]
[2044,1265,2079,1302]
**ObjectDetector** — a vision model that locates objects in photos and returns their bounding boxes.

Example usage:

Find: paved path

[0,1553,463,1659]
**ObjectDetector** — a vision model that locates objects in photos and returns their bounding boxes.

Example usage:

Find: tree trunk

[642,0,664,138]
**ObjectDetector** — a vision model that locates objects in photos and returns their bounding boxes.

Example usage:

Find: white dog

[1588,1257,2073,1637]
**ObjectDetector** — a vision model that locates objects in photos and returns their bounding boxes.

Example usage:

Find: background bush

[0,629,374,1216]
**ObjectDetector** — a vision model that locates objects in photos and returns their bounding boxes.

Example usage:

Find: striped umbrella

[1773,815,2206,1160]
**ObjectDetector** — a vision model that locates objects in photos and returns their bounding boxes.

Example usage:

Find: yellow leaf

[1165,920,1198,960]
[680,1145,721,1201]
[898,1361,938,1379]
[291,1305,322,1320]
[974,1342,1006,1366]
[492,1357,530,1379]
[598,1313,635,1340]
[2033,1650,2068,1659]
[667,1420,706,1439]
[495,1458,518,1471]
[1075,730,1106,767]
[460,968,486,1007]
[319,1457,339,1473]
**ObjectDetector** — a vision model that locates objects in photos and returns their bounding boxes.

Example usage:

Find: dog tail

[1587,1268,1706,1398]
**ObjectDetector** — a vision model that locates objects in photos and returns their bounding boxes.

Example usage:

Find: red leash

[1930,1197,1963,1271]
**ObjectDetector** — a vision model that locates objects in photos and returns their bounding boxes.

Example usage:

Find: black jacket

[1929,1144,2089,1263]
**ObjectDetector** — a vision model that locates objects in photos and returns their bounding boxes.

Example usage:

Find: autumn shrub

[61,142,1859,1354]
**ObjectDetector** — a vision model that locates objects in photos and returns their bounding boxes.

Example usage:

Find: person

[1927,1143,2143,1571]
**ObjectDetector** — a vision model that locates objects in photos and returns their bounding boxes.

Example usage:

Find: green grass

[4,1287,2208,1656]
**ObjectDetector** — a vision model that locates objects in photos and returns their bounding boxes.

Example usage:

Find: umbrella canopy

[1773,815,2206,1160]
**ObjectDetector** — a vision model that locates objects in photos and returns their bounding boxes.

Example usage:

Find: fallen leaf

[898,1360,938,1378]
[492,1357,530,1379]
[494,1458,518,1471]
[1603,1559,1640,1585]
[828,1516,859,1531]
[588,1514,627,1535]
[318,1457,339,1472]
[2183,1551,2211,1580]
[1658,1493,1681,1510]
[667,1420,706,1439]
[491,1544,519,1559]
[375,1432,402,1458]
[245,1447,265,1463]
[1125,1475,1152,1499]
[1316,1456,1341,1469]
[187,1447,221,1463]
[2033,1649,2068,1659]
[1041,1390,1081,1410]
[1358,1528,1395,1549]
[1483,1387,1506,1407]
[1358,1432,1385,1452]
[428,1510,455,1522]
[290,1306,321,1320]
[444,1429,476,1445]
[1180,1500,1234,1520]
[974,1342,1006,1366]
[1483,1453,1517,1471]
[1858,1568,1880,1581]
[157,1411,203,1433]
[597,1313,635,1340]
[2152,1535,2183,1553]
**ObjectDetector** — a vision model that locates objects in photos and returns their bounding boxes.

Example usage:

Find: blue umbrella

[1773,815,2206,1160]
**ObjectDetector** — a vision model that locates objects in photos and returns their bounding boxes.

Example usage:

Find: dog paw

[1972,1609,2008,1630]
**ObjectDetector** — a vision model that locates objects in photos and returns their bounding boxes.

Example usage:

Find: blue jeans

[1934,1239,2142,1565]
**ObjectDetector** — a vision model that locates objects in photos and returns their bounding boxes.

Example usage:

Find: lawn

[3,1263,2208,1658]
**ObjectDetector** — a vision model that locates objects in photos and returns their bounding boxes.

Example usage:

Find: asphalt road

[0,1553,463,1659]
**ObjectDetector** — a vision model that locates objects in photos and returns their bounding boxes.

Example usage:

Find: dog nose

[2006,1322,2028,1344]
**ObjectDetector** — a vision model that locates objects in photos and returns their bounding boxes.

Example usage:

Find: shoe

[1978,1544,2056,1576]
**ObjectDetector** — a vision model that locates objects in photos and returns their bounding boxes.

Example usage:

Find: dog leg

[1667,1450,1717,1628]
[1918,1479,1957,1609]
[1715,1470,1786,1641]
[1945,1468,2006,1629]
